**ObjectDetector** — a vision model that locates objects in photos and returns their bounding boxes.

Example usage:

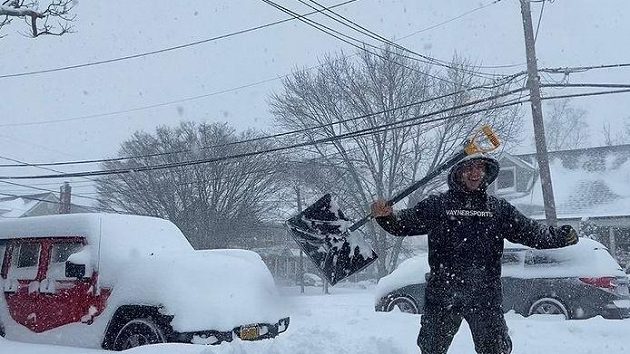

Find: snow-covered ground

[1,285,629,354]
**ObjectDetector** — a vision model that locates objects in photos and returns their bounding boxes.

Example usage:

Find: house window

[496,167,516,191]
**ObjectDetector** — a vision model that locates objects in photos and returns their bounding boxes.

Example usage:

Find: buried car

[0,213,289,350]
[375,238,630,320]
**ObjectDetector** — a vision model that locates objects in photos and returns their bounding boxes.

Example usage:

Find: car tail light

[579,277,617,290]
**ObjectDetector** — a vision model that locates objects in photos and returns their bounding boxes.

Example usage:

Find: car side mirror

[65,261,86,279]
[65,246,93,280]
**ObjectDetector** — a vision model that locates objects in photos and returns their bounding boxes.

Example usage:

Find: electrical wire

[261,0,497,87]
[0,88,530,180]
[540,88,630,101]
[0,179,119,213]
[0,0,360,80]
[534,0,546,43]
[0,2,530,129]
[11,85,628,181]
[0,72,527,168]
[541,83,630,89]
[0,192,117,214]
[0,75,286,128]
[539,63,630,75]
[298,0,501,79]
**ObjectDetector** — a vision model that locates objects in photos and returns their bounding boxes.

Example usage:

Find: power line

[0,76,285,128]
[0,0,360,80]
[0,192,117,214]
[0,73,526,169]
[534,0,546,43]
[539,63,630,75]
[261,0,455,85]
[9,85,627,181]
[540,88,630,101]
[0,88,529,180]
[396,0,525,70]
[541,83,630,89]
[0,4,533,129]
[262,0,508,87]
[297,0,501,79]
[0,179,113,207]
[0,154,107,206]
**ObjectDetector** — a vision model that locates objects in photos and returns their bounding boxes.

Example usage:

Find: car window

[7,242,41,280]
[501,251,524,265]
[47,242,84,279]
[525,250,561,265]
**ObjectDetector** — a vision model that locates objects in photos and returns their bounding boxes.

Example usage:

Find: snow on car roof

[0,213,193,286]
[374,253,429,301]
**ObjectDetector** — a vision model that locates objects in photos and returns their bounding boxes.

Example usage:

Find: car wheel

[386,295,419,314]
[528,298,569,319]
[112,318,166,350]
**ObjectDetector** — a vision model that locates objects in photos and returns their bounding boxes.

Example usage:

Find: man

[371,154,578,354]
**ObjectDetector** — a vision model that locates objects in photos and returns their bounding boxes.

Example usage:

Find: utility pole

[519,0,557,226]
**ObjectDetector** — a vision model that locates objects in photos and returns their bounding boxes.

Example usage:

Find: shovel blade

[286,194,378,286]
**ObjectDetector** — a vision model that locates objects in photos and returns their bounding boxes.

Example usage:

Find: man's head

[447,155,499,193]
[459,160,487,192]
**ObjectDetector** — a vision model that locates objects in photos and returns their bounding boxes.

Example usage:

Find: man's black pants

[418,296,512,354]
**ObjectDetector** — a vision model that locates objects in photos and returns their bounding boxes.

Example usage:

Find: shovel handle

[348,125,501,232]
[349,150,466,232]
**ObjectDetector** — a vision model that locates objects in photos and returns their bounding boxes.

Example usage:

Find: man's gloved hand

[371,199,393,217]
[560,225,579,245]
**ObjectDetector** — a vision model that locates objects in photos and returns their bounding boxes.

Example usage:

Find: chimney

[59,182,71,214]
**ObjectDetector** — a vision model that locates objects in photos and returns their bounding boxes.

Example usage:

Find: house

[492,144,630,268]
[0,190,95,219]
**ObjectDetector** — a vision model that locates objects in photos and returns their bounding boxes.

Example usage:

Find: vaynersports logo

[446,209,493,217]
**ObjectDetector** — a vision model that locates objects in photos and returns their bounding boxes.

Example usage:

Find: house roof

[0,192,96,218]
[498,152,537,171]
[508,144,630,220]
[0,193,58,218]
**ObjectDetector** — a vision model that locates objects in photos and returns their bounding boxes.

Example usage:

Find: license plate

[240,325,259,340]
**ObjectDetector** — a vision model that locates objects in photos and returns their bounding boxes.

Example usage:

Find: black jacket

[376,155,573,305]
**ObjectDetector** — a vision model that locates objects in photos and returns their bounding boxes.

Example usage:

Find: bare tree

[542,99,589,151]
[601,117,630,146]
[0,0,75,38]
[271,47,522,278]
[96,122,285,249]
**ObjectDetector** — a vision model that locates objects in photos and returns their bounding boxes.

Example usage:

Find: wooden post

[519,0,558,226]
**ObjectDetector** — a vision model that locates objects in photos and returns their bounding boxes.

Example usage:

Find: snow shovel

[286,125,501,286]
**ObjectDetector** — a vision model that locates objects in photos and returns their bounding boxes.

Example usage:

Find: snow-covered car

[303,273,324,287]
[375,238,630,320]
[0,213,289,350]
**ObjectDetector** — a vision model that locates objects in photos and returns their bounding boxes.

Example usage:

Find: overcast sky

[1,0,629,200]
